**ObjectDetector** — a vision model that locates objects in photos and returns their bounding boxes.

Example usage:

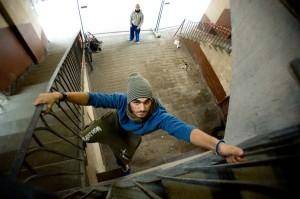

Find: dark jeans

[130,24,140,42]
[81,111,141,165]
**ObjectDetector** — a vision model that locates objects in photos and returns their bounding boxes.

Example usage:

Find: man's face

[129,98,152,119]
[135,4,140,11]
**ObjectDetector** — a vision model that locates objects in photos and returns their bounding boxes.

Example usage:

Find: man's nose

[139,103,145,111]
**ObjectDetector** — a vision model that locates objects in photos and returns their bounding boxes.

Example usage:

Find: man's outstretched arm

[33,92,89,112]
[190,129,245,163]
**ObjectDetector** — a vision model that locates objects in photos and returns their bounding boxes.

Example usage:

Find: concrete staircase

[21,43,67,89]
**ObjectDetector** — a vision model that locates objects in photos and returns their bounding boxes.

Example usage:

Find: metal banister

[176,19,232,53]
[9,31,85,185]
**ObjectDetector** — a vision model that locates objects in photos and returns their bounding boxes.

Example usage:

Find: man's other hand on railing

[33,92,63,112]
[218,142,245,163]
[34,92,89,112]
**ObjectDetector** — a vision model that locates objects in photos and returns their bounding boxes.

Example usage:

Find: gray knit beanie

[127,73,153,104]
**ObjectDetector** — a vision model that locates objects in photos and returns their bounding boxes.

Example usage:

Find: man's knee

[81,122,103,143]
[81,111,118,143]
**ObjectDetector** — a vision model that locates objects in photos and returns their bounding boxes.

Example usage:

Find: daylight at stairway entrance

[0,0,300,198]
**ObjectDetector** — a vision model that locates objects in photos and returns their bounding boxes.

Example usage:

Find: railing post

[191,22,198,41]
[173,19,232,53]
[173,19,186,38]
[186,21,193,40]
[153,0,165,38]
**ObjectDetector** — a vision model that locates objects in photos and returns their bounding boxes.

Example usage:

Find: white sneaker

[120,164,130,175]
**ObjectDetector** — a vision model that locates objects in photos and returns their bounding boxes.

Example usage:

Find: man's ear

[127,104,133,112]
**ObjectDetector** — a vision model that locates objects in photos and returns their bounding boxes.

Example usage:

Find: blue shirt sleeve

[88,92,126,109]
[158,112,194,143]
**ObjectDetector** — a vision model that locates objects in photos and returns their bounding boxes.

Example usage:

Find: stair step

[108,186,151,199]
[20,159,81,179]
[96,168,128,182]
[29,124,82,147]
[162,178,217,199]
[134,181,165,199]
[56,186,109,199]
[25,173,83,192]
[161,176,285,199]
[22,47,67,88]
[26,136,83,167]
[19,158,84,192]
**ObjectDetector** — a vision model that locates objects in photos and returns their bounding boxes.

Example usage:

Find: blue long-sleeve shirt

[88,92,194,142]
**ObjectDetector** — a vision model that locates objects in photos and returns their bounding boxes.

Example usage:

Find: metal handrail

[159,176,289,197]
[176,19,232,53]
[9,31,85,182]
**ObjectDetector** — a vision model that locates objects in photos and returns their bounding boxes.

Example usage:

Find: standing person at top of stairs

[33,73,245,173]
[129,4,144,44]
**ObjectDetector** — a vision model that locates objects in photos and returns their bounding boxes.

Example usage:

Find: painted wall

[205,0,229,23]
[200,44,232,96]
[0,13,32,93]
[225,0,300,144]
[0,0,47,93]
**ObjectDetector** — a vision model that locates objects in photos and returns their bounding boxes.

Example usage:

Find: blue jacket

[88,92,194,142]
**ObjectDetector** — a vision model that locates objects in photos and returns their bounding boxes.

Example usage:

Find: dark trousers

[130,24,140,42]
[81,111,141,165]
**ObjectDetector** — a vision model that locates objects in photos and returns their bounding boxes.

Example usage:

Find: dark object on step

[290,58,300,85]
[86,32,102,52]
[96,167,130,182]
